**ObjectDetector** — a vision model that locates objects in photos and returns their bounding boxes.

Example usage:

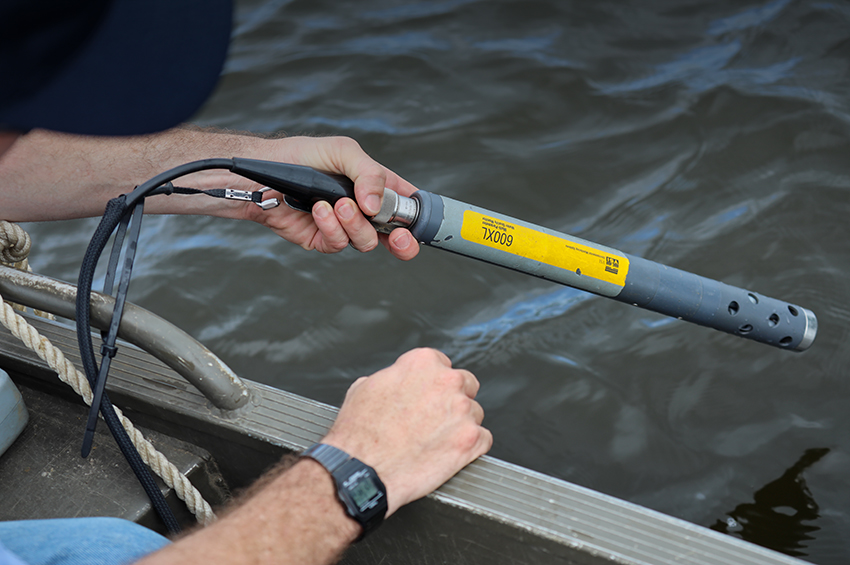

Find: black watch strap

[301,443,388,540]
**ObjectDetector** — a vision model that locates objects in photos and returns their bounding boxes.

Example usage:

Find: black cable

[82,201,145,458]
[76,158,234,534]
[75,196,182,533]
[148,182,229,199]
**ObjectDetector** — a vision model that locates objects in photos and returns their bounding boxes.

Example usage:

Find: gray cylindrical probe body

[407,190,816,351]
[619,256,817,351]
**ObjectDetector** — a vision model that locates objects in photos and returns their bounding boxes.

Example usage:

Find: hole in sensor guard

[780,336,793,346]
[788,305,799,317]
[768,313,780,327]
[739,324,753,334]
[748,293,759,304]
[729,301,740,315]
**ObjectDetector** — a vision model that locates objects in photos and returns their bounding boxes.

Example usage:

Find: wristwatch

[301,443,388,539]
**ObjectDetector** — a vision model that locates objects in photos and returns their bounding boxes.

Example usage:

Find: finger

[349,375,369,392]
[384,172,419,198]
[468,399,485,425]
[353,172,386,217]
[380,229,419,261]
[475,427,494,457]
[329,141,386,216]
[427,348,453,368]
[398,348,453,373]
[304,137,385,216]
[456,425,492,468]
[339,376,370,409]
[335,198,379,252]
[294,136,418,205]
[458,369,480,398]
[337,145,417,212]
[311,200,349,253]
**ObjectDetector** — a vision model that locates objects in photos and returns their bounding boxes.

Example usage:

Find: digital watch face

[343,468,384,512]
[303,445,387,536]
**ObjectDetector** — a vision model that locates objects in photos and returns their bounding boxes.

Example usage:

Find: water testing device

[228,158,817,353]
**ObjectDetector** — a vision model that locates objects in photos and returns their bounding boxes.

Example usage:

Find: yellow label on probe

[460,211,629,288]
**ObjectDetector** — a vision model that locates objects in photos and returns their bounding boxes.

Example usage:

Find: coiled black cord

[76,159,233,534]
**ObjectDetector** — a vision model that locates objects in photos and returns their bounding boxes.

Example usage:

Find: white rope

[0,222,54,320]
[0,221,217,526]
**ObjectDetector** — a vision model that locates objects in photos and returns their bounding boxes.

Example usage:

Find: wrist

[321,429,413,517]
[300,443,388,540]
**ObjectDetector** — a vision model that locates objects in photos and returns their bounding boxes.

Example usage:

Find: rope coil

[0,221,53,319]
[0,221,31,264]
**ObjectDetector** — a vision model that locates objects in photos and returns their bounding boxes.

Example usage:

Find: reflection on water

[448,286,592,366]
[712,448,829,557]
[21,0,850,562]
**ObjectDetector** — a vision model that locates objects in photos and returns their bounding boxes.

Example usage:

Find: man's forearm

[0,127,422,259]
[140,459,361,565]
[0,127,261,222]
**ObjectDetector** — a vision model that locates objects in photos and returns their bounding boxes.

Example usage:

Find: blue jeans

[0,518,170,565]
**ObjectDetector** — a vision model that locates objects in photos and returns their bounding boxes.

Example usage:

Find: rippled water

[21,0,850,562]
